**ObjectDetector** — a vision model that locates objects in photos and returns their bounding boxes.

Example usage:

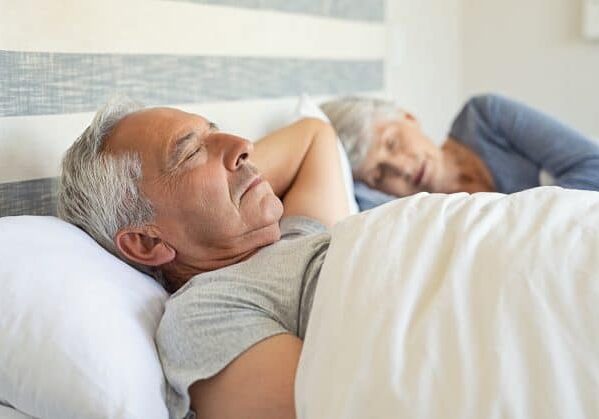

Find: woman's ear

[115,227,176,267]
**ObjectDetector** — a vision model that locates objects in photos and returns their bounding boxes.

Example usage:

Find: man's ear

[114,227,176,267]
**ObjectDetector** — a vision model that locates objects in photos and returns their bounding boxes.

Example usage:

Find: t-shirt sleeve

[155,278,289,419]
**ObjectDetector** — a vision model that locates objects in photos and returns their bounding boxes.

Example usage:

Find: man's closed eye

[186,145,205,161]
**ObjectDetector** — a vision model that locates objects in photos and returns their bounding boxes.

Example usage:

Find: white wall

[385,0,599,142]
[462,0,599,138]
[386,0,464,144]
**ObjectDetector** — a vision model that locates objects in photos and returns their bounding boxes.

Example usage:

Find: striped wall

[169,0,385,21]
[0,0,386,216]
[0,52,382,117]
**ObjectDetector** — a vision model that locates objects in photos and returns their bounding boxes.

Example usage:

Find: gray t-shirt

[156,216,330,419]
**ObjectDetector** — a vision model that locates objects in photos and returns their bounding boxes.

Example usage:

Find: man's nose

[220,134,254,171]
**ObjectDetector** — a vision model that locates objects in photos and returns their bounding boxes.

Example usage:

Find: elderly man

[58,98,350,419]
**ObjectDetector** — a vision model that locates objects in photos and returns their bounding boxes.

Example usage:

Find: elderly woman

[321,94,599,210]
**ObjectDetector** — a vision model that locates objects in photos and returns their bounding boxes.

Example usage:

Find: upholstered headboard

[0,0,386,217]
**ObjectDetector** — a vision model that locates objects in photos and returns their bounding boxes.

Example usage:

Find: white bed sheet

[296,187,599,419]
[0,405,34,419]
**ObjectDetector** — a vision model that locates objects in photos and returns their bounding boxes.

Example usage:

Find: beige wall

[386,0,464,143]
[462,0,599,138]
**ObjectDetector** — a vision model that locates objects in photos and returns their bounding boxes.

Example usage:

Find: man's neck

[160,221,283,292]
[162,245,269,292]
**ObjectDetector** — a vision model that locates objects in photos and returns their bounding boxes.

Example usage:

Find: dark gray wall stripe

[0,51,383,117]
[0,178,57,217]
[169,0,384,22]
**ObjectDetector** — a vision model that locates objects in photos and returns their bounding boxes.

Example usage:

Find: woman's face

[354,114,444,196]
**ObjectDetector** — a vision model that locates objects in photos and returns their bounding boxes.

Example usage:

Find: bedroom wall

[0,0,385,186]
[386,0,464,144]
[5,0,594,191]
[462,0,599,139]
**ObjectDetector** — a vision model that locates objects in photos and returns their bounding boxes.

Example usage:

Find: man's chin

[262,222,282,245]
[260,193,284,223]
[239,193,283,239]
[255,196,284,245]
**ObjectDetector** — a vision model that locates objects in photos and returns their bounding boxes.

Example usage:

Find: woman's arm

[251,117,350,227]
[450,94,599,191]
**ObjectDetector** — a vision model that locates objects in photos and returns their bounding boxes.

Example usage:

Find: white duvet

[296,187,599,419]
[0,405,34,419]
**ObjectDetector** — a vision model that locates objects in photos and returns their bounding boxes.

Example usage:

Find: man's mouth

[241,176,263,199]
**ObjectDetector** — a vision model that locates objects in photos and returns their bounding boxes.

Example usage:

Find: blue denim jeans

[355,94,599,211]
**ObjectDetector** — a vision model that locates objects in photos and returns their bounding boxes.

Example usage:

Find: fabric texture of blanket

[296,187,598,419]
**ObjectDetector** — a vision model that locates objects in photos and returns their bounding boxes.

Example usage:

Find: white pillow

[294,94,360,215]
[0,216,169,419]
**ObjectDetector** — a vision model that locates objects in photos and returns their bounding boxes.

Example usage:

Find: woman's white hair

[57,96,165,286]
[320,96,403,169]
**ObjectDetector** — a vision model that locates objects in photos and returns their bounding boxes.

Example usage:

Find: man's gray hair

[58,97,164,286]
[320,96,403,169]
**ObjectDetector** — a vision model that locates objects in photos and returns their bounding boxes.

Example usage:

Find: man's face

[354,115,444,196]
[106,107,283,271]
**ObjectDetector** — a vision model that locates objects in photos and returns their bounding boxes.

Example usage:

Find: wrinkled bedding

[0,405,34,419]
[296,187,599,419]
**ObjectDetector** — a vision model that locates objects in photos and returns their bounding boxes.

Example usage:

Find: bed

[2,2,599,419]
[296,187,599,418]
[0,405,33,419]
